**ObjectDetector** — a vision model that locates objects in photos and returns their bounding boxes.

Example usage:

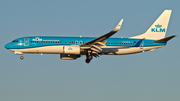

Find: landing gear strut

[85,52,93,63]
[20,55,24,60]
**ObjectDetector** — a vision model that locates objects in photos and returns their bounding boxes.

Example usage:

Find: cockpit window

[12,40,18,43]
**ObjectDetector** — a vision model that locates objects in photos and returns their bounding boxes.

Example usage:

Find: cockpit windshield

[12,40,18,43]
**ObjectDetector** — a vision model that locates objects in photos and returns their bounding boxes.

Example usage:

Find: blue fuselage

[4,36,166,49]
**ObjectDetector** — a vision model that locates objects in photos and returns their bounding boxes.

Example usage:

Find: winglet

[113,19,124,32]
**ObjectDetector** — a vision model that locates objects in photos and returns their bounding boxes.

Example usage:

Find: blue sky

[1,0,180,101]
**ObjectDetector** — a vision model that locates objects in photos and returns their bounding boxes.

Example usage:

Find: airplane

[4,10,176,63]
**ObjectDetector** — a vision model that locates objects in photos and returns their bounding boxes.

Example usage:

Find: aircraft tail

[131,10,172,40]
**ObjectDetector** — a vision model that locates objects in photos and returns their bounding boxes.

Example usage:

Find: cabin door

[140,41,144,49]
[24,38,29,46]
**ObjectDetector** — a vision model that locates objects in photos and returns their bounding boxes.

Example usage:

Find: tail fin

[131,10,172,40]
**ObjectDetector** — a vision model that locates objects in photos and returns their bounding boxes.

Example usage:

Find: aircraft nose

[4,43,12,49]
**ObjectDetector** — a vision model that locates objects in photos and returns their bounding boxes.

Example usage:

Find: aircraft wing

[80,19,123,56]
[81,19,123,47]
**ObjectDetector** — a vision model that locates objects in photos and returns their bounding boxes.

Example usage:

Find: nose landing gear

[20,55,24,60]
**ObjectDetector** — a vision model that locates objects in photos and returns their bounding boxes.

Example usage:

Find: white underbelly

[9,45,165,55]
[10,46,64,54]
[101,45,165,55]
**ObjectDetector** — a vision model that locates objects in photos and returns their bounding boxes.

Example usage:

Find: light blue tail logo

[151,24,165,32]
[68,47,73,50]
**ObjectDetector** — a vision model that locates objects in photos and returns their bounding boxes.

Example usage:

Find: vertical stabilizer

[131,10,172,40]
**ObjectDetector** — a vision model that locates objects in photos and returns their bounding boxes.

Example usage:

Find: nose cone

[4,43,12,49]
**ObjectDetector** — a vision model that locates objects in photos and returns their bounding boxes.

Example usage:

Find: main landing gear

[85,53,93,64]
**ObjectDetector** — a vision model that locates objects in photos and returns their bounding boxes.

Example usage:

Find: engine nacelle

[63,46,80,54]
[60,54,80,60]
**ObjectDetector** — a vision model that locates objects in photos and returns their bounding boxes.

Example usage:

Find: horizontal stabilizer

[153,35,176,43]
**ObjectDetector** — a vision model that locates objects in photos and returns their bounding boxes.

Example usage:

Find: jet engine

[63,46,80,54]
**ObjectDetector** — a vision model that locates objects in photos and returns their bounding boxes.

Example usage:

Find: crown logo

[155,24,162,28]
[68,47,72,50]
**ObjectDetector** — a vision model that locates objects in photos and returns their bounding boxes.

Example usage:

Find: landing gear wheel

[88,55,93,60]
[85,59,91,63]
[85,52,93,63]
[20,56,24,60]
